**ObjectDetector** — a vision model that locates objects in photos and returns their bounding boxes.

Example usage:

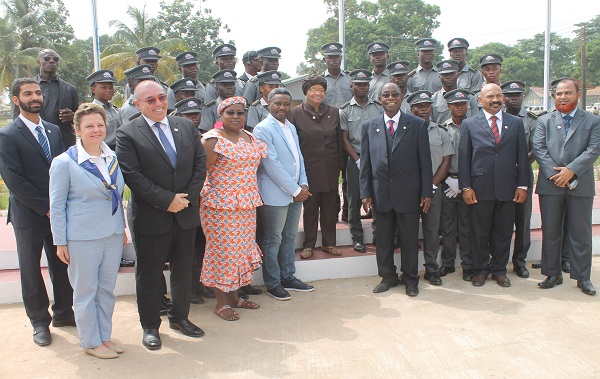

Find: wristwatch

[462,187,472,192]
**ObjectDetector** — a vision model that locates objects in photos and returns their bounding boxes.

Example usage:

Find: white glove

[433,184,438,191]
[444,187,459,198]
[445,177,459,193]
[355,159,360,169]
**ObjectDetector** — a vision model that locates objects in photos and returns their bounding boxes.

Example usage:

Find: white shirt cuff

[292,187,302,197]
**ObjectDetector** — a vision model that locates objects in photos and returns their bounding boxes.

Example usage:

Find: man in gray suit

[534,78,600,296]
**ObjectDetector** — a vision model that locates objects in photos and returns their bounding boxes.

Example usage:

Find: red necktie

[490,116,500,145]
[387,120,395,136]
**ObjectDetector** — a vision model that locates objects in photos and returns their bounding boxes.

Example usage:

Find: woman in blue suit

[50,103,126,359]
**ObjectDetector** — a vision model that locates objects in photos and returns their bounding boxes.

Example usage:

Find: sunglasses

[140,94,168,105]
[43,56,60,62]
[380,92,401,99]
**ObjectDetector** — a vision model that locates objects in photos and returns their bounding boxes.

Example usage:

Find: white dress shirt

[76,139,115,184]
[143,115,177,153]
[276,118,303,197]
[19,114,51,155]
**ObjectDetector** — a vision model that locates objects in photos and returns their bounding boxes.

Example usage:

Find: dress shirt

[76,139,115,184]
[276,118,303,196]
[560,107,577,119]
[19,114,51,155]
[143,115,177,153]
[383,111,401,133]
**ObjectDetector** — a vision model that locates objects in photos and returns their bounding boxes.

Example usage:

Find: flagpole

[339,0,345,71]
[91,0,101,71]
[543,0,551,110]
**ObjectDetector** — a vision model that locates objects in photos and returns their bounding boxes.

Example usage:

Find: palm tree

[102,5,188,84]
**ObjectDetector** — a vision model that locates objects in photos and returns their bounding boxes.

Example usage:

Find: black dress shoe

[160,295,172,316]
[538,275,563,289]
[190,292,205,304]
[198,285,216,299]
[33,326,52,346]
[373,280,398,293]
[562,261,571,273]
[462,269,474,281]
[577,280,596,295]
[393,236,401,249]
[120,258,135,267]
[52,314,76,327]
[472,274,487,287]
[142,328,161,350]
[241,284,262,295]
[424,271,442,286]
[405,286,419,297]
[513,266,530,278]
[353,241,367,253]
[169,319,205,337]
[361,210,373,219]
[438,266,456,277]
[531,260,542,269]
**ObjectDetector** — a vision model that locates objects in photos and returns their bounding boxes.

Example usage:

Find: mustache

[491,101,503,106]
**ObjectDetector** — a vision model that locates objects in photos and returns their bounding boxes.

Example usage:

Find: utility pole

[581,25,587,109]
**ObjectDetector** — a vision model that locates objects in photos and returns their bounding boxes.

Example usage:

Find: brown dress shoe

[472,274,487,287]
[321,246,342,256]
[300,248,313,259]
[492,275,511,287]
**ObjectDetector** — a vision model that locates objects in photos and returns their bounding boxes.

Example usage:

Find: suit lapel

[499,111,511,143]
[168,116,183,169]
[273,118,295,155]
[373,116,387,152]
[391,113,411,151]
[565,109,583,143]
[41,121,62,158]
[79,164,108,192]
[475,112,495,141]
[552,112,567,141]
[137,118,173,169]
[15,118,50,165]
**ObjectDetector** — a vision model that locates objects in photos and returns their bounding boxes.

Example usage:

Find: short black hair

[268,87,292,102]
[11,78,38,97]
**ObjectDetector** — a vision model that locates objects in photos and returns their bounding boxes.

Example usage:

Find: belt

[447,173,458,179]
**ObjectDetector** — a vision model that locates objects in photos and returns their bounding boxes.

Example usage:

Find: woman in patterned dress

[200,96,267,321]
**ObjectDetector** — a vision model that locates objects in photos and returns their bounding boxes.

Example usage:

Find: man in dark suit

[0,78,74,346]
[116,81,207,350]
[360,82,433,297]
[13,49,79,148]
[458,84,529,288]
[534,78,600,296]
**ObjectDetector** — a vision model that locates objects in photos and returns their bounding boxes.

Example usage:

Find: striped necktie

[387,120,395,136]
[490,116,500,145]
[563,115,573,134]
[35,125,51,162]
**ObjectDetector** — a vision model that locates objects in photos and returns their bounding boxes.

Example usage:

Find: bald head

[479,84,504,114]
[133,81,168,122]
[38,49,60,79]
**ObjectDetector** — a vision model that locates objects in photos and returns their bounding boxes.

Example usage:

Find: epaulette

[208,78,215,84]
[527,110,546,119]
[251,99,261,106]
[407,69,416,77]
[205,100,216,107]
[248,76,258,83]
[169,110,177,116]
[339,101,350,109]
[128,112,141,121]
[468,67,477,73]
[128,98,134,105]
[373,99,382,105]
[437,123,448,131]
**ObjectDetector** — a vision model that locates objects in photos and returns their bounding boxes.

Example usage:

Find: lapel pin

[558,126,562,129]
[174,128,179,132]
[504,126,508,129]
[376,128,380,133]
[403,126,406,129]
[312,116,316,120]
[47,129,52,133]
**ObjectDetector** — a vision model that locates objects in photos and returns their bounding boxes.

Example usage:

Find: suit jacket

[360,112,433,213]
[533,108,600,197]
[253,114,308,206]
[0,118,65,228]
[49,148,125,245]
[458,111,529,202]
[116,115,207,235]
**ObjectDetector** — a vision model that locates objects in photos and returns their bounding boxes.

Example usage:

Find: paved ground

[2,258,600,378]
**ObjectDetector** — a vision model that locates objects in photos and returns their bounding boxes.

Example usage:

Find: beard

[555,100,577,114]
[18,99,43,113]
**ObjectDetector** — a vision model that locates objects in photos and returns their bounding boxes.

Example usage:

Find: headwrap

[217,96,247,115]
[301,75,327,95]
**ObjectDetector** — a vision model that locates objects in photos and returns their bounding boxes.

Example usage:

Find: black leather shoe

[353,240,367,253]
[198,285,216,299]
[361,210,373,219]
[532,260,542,269]
[33,326,51,346]
[52,314,76,327]
[241,284,262,295]
[577,280,596,296]
[405,286,419,297]
[373,280,398,293]
[393,236,401,249]
[190,291,204,304]
[438,266,456,277]
[513,266,530,278]
[120,258,135,267]
[462,269,474,281]
[562,261,571,273]
[142,328,161,350]
[169,319,205,337]
[160,295,172,316]
[538,275,563,289]
[424,271,442,286]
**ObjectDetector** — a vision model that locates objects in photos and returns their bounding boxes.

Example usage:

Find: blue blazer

[458,111,529,202]
[49,149,125,245]
[359,112,433,213]
[253,114,308,206]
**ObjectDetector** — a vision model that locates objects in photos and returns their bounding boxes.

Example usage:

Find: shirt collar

[383,111,401,125]
[483,109,503,123]
[260,98,268,106]
[143,115,169,128]
[18,114,44,133]
[75,139,114,164]
[560,107,577,118]
[244,72,256,80]
[92,98,115,108]
[36,73,58,83]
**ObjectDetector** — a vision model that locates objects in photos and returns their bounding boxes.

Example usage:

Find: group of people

[0,35,598,359]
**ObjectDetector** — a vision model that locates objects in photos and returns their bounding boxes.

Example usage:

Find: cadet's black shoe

[538,275,563,289]
[577,280,596,296]
[33,327,51,346]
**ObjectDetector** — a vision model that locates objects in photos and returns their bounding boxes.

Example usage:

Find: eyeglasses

[43,56,60,62]
[380,92,401,99]
[140,94,168,105]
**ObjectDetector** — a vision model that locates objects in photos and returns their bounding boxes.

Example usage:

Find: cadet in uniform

[431,60,479,124]
[87,70,121,150]
[167,51,206,105]
[118,65,155,124]
[406,38,442,93]
[447,38,484,93]
[321,42,352,107]
[439,88,474,281]
[174,97,203,129]
[246,71,283,130]
[407,90,453,285]
[170,78,198,102]
[124,47,175,110]
[340,69,384,252]
[367,42,390,101]
[200,69,238,133]
[238,51,261,84]
[480,54,503,86]
[243,47,283,104]
[387,60,412,114]
[204,44,243,102]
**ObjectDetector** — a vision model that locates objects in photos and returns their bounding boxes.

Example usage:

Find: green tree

[574,15,600,86]
[515,33,575,85]
[157,0,232,84]
[300,0,441,74]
